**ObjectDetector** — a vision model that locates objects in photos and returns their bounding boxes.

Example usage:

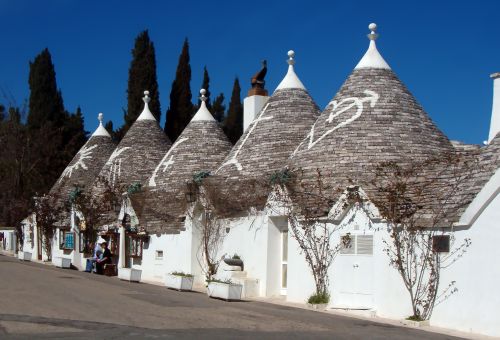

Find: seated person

[85,242,102,272]
[95,241,112,275]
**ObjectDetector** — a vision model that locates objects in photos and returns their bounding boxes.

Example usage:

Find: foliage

[33,193,65,261]
[193,171,211,185]
[212,93,225,123]
[69,178,124,255]
[165,38,193,142]
[406,315,424,322]
[223,77,243,144]
[170,271,194,277]
[370,154,477,320]
[232,253,241,260]
[206,278,234,284]
[127,182,142,195]
[269,168,351,299]
[307,292,330,305]
[270,168,292,186]
[116,30,161,140]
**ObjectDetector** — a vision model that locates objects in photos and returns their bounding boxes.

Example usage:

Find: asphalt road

[0,254,462,339]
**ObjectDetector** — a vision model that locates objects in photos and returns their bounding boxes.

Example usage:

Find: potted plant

[223,254,244,271]
[207,278,243,301]
[18,251,32,261]
[165,271,194,291]
[307,292,330,311]
[401,315,430,328]
[118,267,142,282]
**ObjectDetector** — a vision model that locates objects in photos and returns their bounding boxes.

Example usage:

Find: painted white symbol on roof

[149,137,189,187]
[216,102,272,173]
[59,144,98,181]
[293,90,379,155]
[106,146,131,185]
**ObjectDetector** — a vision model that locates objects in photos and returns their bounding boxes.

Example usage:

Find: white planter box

[207,282,243,301]
[307,303,328,311]
[165,274,194,291]
[53,257,71,268]
[18,251,32,261]
[118,268,142,282]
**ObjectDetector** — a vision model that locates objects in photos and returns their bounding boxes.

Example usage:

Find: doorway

[336,233,374,309]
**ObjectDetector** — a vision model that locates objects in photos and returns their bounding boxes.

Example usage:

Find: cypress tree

[0,105,5,122]
[223,78,243,144]
[164,38,193,141]
[212,93,225,123]
[122,30,161,136]
[27,48,65,129]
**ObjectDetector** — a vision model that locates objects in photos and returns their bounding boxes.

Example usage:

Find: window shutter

[356,235,373,255]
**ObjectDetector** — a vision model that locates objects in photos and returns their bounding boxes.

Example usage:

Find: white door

[280,230,288,295]
[336,234,374,309]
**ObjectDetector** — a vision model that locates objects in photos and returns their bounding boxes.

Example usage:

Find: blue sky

[0,0,498,144]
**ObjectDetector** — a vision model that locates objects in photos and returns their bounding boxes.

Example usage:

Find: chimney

[244,60,270,131]
[488,72,500,143]
[243,92,269,131]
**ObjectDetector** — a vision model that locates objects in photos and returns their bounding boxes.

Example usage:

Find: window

[155,250,164,260]
[79,232,92,254]
[128,235,143,258]
[60,231,75,250]
[340,234,373,255]
[432,235,450,253]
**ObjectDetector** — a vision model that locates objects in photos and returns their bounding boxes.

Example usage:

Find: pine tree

[165,38,193,141]
[212,93,225,123]
[121,30,161,136]
[223,78,243,144]
[27,48,65,129]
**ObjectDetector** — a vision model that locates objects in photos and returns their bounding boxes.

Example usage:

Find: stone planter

[53,257,71,269]
[207,282,243,301]
[223,258,244,270]
[165,274,194,291]
[118,268,142,282]
[18,251,32,261]
[307,303,328,311]
[401,319,430,327]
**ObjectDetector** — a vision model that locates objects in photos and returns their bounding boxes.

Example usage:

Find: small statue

[248,60,268,96]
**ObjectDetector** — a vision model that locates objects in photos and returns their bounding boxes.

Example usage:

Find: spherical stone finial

[367,23,379,41]
[98,112,103,123]
[199,88,207,102]
[143,90,151,103]
[287,50,296,66]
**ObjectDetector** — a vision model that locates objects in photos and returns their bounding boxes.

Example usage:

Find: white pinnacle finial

[91,112,111,137]
[137,90,156,121]
[143,90,151,104]
[276,49,305,90]
[368,23,379,41]
[287,50,295,66]
[200,88,207,102]
[354,22,390,70]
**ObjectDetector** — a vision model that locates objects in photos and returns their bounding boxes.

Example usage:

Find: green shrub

[307,292,330,304]
[170,271,193,278]
[406,315,424,322]
[232,253,241,260]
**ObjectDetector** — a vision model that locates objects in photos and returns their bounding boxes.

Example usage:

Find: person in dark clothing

[95,241,112,275]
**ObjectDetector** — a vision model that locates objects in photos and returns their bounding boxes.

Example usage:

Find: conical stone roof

[289,24,453,213]
[209,51,320,216]
[135,90,232,232]
[94,91,171,193]
[50,113,116,203]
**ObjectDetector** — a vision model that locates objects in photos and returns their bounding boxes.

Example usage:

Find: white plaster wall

[0,230,17,253]
[430,193,500,337]
[286,234,316,303]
